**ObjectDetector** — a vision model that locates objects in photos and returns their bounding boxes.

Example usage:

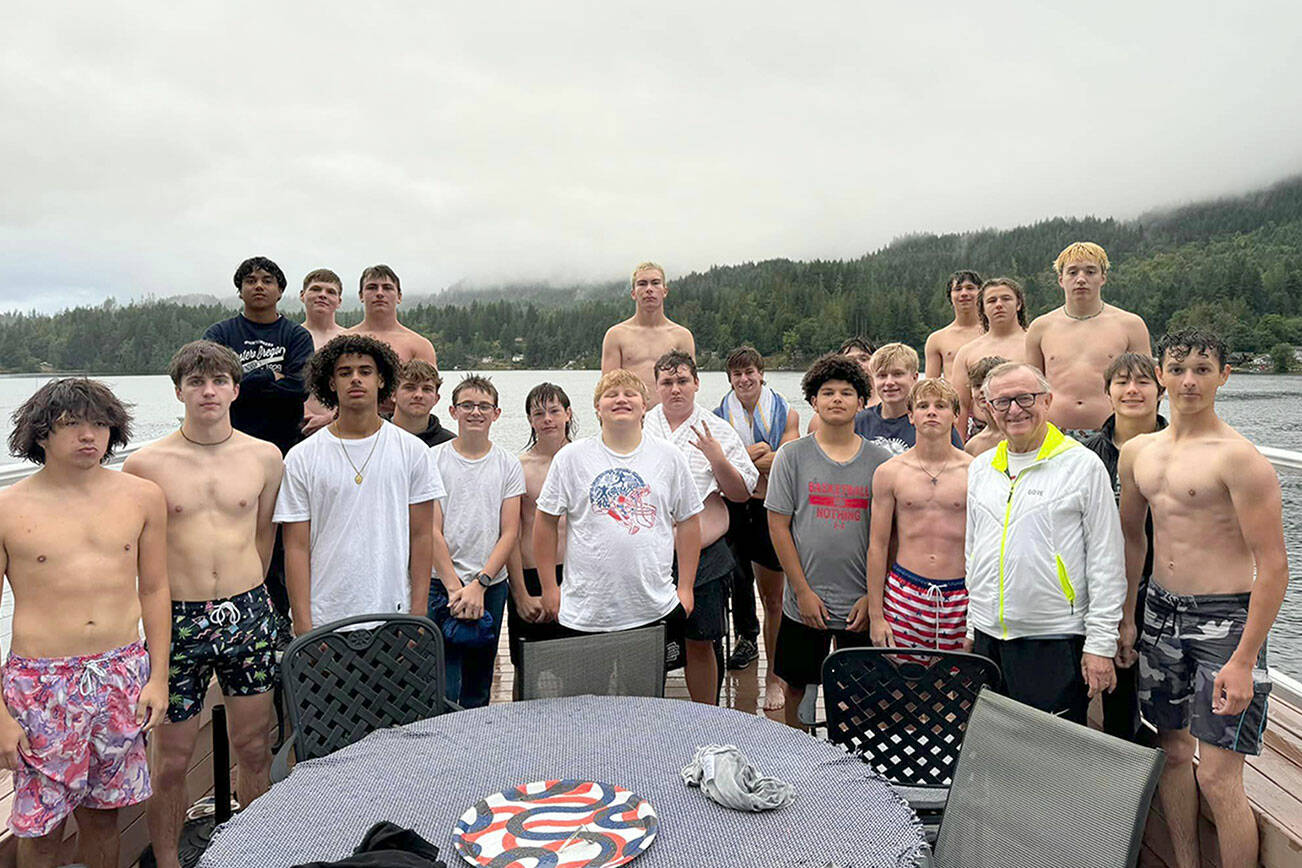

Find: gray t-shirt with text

[764,436,892,629]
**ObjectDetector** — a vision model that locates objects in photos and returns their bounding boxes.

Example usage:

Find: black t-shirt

[1082,413,1167,579]
[203,314,315,455]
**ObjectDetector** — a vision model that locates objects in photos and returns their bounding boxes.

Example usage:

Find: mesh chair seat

[281,614,458,764]
[933,689,1165,868]
[822,648,1001,818]
[517,624,666,700]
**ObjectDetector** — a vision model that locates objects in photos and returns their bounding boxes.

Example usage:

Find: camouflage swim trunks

[1138,583,1272,755]
[168,584,277,722]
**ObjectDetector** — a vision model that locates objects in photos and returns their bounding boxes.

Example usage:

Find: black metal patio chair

[822,647,1001,824]
[933,688,1165,868]
[279,613,461,767]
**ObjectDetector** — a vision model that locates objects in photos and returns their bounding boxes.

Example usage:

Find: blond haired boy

[1026,242,1151,436]
[854,343,962,455]
[533,369,703,675]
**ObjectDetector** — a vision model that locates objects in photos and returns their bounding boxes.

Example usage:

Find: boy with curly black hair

[766,354,892,727]
[275,335,445,634]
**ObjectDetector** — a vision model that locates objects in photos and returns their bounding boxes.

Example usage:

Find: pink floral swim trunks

[2,641,152,837]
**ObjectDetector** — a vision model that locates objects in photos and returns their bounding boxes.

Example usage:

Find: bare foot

[762,679,786,711]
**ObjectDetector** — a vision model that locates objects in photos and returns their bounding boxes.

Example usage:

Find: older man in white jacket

[965,362,1125,724]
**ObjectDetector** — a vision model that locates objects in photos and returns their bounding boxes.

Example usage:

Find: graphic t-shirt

[536,436,704,631]
[764,436,892,629]
[431,442,526,586]
[852,405,963,456]
[203,314,315,455]
[274,421,444,628]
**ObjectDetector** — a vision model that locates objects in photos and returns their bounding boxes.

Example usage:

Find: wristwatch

[473,571,492,588]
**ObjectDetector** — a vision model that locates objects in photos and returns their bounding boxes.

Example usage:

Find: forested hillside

[2,177,1300,373]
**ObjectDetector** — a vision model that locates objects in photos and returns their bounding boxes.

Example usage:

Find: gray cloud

[3,1,1301,312]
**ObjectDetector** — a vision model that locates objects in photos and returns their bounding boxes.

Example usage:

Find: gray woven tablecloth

[199,695,927,868]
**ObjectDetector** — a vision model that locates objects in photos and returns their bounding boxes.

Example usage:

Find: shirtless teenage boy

[1027,242,1151,436]
[348,264,438,365]
[962,356,1008,458]
[600,261,696,404]
[862,379,973,651]
[505,384,575,672]
[301,268,348,436]
[0,379,169,868]
[123,342,284,868]
[950,278,1029,439]
[923,270,983,380]
[300,268,347,349]
[1119,330,1288,868]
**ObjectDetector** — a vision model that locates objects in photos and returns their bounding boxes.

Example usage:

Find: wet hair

[1104,352,1164,394]
[525,382,575,448]
[977,277,1028,330]
[1156,329,1228,369]
[592,369,650,409]
[308,335,400,409]
[868,342,920,376]
[302,268,342,293]
[947,270,983,299]
[838,337,876,355]
[967,356,1009,391]
[724,346,765,375]
[233,256,287,292]
[168,340,243,387]
[801,353,872,404]
[982,362,1052,400]
[360,264,401,294]
[908,378,960,414]
[451,374,498,406]
[396,359,442,390]
[8,378,132,465]
[1053,242,1110,276]
[630,261,666,286]
[653,350,698,381]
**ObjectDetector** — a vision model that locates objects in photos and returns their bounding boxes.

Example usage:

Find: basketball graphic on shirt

[452,779,658,867]
[589,468,657,534]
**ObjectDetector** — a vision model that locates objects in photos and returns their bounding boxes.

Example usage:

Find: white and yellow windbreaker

[965,424,1126,658]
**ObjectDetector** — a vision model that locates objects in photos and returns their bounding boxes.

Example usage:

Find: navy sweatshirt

[203,314,315,455]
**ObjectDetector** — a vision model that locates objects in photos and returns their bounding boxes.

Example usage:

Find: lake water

[3,370,1301,677]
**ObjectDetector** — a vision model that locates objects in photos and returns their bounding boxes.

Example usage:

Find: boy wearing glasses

[965,362,1125,723]
[428,375,525,708]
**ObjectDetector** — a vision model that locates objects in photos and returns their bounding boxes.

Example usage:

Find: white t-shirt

[536,435,704,631]
[431,441,526,586]
[274,421,444,627]
[1007,449,1038,479]
[644,403,758,501]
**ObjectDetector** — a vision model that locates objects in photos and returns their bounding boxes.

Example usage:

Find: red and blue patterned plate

[452,779,658,867]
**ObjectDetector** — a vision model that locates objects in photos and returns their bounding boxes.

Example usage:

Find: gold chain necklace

[333,421,382,484]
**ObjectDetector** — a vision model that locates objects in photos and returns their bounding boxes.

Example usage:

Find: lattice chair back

[518,625,666,699]
[282,614,454,763]
[934,689,1165,868]
[822,648,1001,792]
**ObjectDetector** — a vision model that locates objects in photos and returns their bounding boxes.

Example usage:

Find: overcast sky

[3,2,1301,313]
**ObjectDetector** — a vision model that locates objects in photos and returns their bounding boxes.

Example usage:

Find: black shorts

[973,631,1088,725]
[168,585,278,722]
[673,539,735,642]
[726,498,782,573]
[772,615,873,686]
[553,604,688,672]
[507,566,568,667]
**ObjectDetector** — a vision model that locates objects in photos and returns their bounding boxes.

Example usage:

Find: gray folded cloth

[680,744,795,812]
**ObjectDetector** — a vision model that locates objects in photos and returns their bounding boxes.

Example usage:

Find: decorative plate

[452,779,658,867]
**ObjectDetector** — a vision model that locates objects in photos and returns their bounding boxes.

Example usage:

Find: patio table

[199,694,929,868]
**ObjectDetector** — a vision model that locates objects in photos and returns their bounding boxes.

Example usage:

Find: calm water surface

[3,370,1301,677]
